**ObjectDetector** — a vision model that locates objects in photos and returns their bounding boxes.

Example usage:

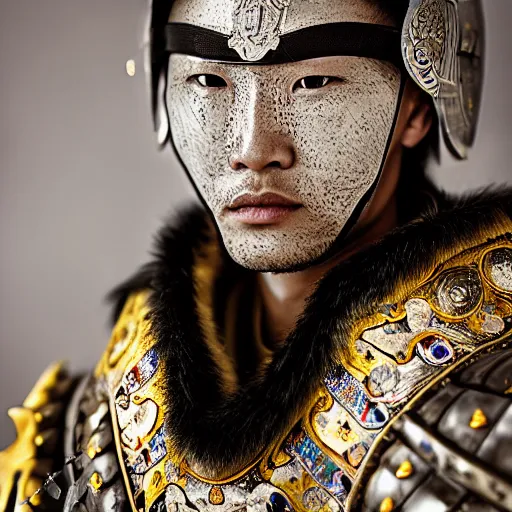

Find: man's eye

[192,74,227,88]
[294,76,334,91]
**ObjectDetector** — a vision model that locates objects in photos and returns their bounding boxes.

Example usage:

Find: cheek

[290,74,400,217]
[167,85,233,197]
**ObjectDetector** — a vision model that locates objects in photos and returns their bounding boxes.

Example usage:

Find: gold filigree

[0,362,69,511]
[342,236,512,388]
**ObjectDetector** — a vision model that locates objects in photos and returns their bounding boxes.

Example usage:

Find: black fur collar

[110,188,512,478]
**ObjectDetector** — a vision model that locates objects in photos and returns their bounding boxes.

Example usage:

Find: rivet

[34,434,44,446]
[395,460,414,479]
[380,496,394,512]
[34,412,44,423]
[469,408,488,429]
[90,472,103,491]
[87,444,101,460]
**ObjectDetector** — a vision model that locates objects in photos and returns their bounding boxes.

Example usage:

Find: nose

[229,83,295,172]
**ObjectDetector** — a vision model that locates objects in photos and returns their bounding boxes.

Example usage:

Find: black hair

[374,0,410,25]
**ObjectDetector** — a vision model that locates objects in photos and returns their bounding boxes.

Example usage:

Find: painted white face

[166,0,402,272]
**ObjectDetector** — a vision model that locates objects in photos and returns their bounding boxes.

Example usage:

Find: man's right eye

[192,74,227,88]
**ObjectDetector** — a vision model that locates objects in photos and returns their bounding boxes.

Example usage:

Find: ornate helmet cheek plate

[402,0,484,159]
[147,0,484,160]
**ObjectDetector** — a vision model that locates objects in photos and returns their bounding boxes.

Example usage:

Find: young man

[2,0,512,511]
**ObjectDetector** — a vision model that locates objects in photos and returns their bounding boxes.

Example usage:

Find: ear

[155,71,170,147]
[401,92,433,149]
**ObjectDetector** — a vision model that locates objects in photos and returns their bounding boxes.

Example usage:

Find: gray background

[0,1,511,447]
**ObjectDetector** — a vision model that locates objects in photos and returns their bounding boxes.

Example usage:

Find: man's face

[166,0,402,272]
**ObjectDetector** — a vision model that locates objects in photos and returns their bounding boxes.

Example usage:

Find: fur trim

[109,187,512,478]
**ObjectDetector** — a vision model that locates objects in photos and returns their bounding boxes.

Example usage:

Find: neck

[257,192,399,346]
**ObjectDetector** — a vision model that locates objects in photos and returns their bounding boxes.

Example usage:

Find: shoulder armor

[0,362,74,511]
[358,344,512,511]
[60,374,128,512]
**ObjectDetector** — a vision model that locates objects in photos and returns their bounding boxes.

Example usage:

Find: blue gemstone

[372,407,387,424]
[269,493,293,512]
[420,439,433,454]
[431,342,450,361]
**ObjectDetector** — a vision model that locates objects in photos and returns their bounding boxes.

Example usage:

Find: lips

[226,192,302,225]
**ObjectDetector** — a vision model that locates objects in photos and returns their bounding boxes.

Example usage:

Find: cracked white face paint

[166,0,402,272]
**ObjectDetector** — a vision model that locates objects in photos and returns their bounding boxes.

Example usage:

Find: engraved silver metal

[402,0,484,159]
[228,0,291,61]
[148,0,485,159]
[483,248,512,292]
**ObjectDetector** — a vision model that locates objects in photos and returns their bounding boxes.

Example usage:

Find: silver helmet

[402,0,484,158]
[147,0,484,160]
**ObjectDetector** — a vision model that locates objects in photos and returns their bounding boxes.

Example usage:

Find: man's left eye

[293,76,333,91]
[192,74,227,88]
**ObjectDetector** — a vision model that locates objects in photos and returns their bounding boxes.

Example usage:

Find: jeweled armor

[3,202,512,512]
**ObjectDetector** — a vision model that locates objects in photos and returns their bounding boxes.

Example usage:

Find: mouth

[225,192,302,225]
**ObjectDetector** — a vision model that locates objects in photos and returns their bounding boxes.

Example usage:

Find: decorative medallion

[302,487,331,511]
[325,367,390,429]
[288,431,352,501]
[403,0,448,96]
[228,0,291,61]
[433,268,483,318]
[483,248,512,292]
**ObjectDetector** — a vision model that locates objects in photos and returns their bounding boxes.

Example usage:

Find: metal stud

[90,472,103,491]
[395,460,414,479]
[469,408,488,429]
[380,496,395,512]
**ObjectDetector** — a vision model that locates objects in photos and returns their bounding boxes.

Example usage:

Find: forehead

[169,0,394,34]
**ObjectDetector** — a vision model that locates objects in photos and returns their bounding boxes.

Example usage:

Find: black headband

[165,22,404,67]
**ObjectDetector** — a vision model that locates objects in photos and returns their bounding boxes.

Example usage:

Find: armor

[2,192,512,511]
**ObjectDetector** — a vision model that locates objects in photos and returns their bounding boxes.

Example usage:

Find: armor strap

[165,22,404,67]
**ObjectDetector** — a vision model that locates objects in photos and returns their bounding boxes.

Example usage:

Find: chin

[221,231,334,273]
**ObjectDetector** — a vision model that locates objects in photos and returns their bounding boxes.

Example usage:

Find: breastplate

[84,235,512,511]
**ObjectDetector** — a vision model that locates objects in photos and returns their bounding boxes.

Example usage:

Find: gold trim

[0,362,69,511]
[479,242,512,294]
[181,452,263,485]
[109,393,139,512]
